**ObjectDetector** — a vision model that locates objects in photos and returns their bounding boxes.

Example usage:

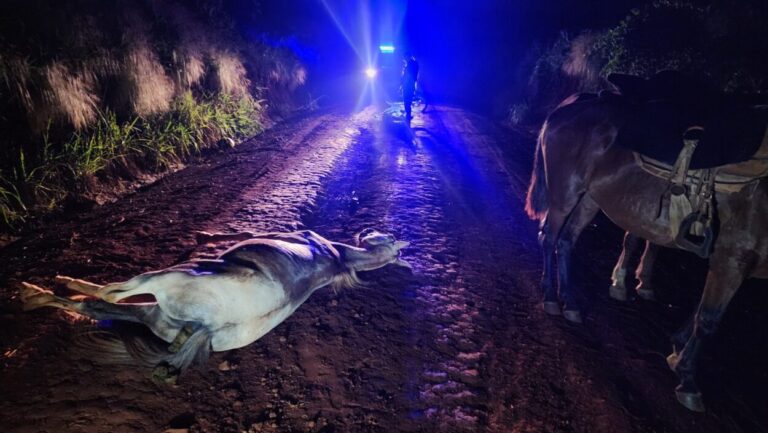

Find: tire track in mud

[396,109,540,431]
[376,115,493,428]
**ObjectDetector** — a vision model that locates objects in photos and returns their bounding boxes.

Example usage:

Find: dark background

[249,0,645,111]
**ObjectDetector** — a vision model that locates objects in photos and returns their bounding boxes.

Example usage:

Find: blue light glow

[320,0,407,110]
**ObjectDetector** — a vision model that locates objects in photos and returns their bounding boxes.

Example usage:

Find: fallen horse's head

[350,228,411,271]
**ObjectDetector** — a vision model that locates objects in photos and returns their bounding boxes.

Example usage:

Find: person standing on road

[401,53,419,121]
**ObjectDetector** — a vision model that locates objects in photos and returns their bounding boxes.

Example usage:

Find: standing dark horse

[525,94,768,411]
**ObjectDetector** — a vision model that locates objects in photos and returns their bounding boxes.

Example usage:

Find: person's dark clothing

[402,58,419,119]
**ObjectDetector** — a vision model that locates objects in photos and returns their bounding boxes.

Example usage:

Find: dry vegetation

[0,0,308,229]
[509,0,768,126]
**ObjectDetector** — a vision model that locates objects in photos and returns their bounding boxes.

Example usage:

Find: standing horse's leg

[666,254,747,412]
[555,195,600,323]
[635,242,659,300]
[539,217,560,316]
[539,195,599,322]
[609,232,644,301]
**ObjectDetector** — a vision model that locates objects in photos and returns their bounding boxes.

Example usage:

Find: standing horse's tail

[525,124,549,221]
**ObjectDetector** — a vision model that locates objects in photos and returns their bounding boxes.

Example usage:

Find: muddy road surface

[1,106,767,433]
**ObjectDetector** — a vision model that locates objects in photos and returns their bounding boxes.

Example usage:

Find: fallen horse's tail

[72,324,212,372]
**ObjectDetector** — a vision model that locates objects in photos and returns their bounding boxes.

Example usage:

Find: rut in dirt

[1,105,767,433]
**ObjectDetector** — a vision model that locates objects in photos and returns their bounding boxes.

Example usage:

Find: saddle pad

[616,101,768,169]
[634,144,768,194]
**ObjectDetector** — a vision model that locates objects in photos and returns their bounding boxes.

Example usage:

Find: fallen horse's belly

[210,304,297,351]
[154,275,287,328]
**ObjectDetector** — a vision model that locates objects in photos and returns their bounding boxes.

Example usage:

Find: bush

[509,32,604,126]
[510,0,768,126]
[592,0,768,92]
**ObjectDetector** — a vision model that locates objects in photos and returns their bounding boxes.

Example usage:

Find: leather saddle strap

[671,126,705,187]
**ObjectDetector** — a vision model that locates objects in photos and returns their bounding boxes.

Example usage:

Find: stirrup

[675,212,715,258]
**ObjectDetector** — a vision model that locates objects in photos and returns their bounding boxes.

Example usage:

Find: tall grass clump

[0,0,307,231]
[44,61,101,130]
[508,32,604,126]
[0,92,264,225]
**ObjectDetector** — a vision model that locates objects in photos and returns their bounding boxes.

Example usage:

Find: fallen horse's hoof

[152,362,180,386]
[563,309,583,323]
[543,301,561,316]
[675,386,705,412]
[666,352,680,372]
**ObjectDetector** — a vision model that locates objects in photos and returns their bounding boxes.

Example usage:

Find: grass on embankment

[0,0,309,231]
[0,91,264,228]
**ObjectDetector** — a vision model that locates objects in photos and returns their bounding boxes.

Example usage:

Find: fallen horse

[20,229,410,379]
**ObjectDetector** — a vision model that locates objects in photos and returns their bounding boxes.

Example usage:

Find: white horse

[20,229,410,377]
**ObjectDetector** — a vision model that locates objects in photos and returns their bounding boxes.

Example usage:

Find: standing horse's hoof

[675,386,705,412]
[609,284,628,301]
[563,309,583,323]
[542,301,561,316]
[636,288,655,301]
[666,352,680,372]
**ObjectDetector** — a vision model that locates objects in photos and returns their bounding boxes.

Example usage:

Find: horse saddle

[635,133,768,194]
[633,126,768,258]
[610,72,768,169]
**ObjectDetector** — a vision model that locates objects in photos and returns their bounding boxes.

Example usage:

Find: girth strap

[666,127,702,240]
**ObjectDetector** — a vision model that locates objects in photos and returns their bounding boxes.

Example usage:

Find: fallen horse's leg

[195,231,256,244]
[55,275,103,296]
[21,282,145,322]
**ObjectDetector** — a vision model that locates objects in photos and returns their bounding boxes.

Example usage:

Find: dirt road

[1,106,767,433]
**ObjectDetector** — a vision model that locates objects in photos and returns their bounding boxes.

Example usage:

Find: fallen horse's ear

[394,258,413,270]
[195,231,214,244]
[355,228,378,245]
